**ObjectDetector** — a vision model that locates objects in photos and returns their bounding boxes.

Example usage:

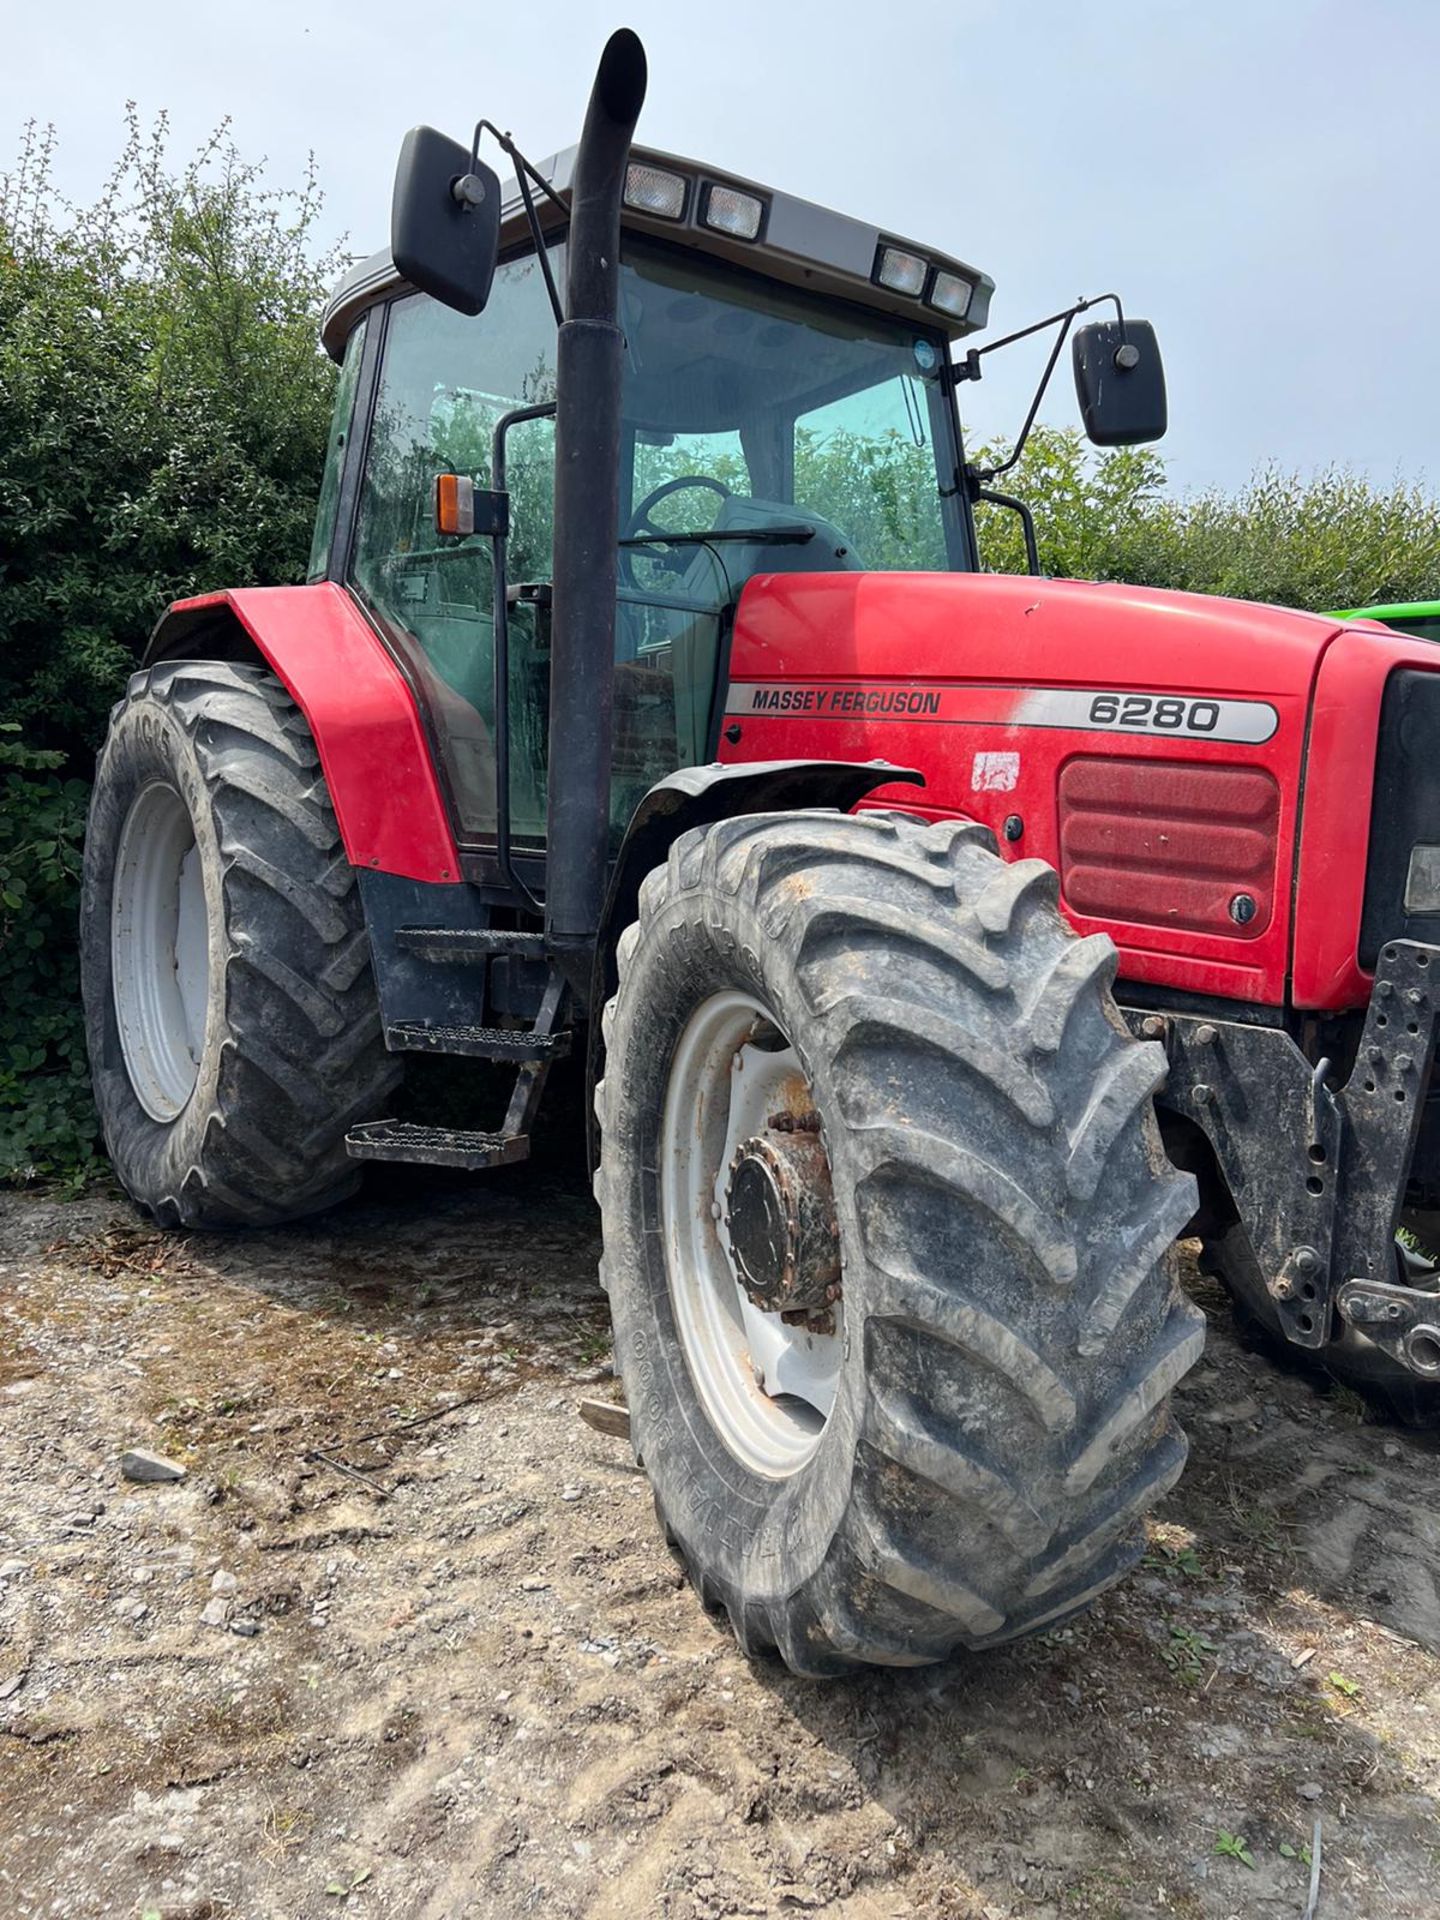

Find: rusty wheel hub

[725,1125,840,1316]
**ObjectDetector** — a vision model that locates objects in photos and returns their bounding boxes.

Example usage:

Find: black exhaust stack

[544,28,647,994]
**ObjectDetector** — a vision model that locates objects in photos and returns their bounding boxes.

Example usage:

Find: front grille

[1058,757,1279,937]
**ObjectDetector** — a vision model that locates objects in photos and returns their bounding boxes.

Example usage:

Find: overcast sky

[5,0,1436,494]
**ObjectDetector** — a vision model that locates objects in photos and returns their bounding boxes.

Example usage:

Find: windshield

[618,238,965,574]
[1389,613,1440,643]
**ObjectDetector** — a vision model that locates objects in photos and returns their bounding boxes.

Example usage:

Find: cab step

[344,1120,531,1170]
[394,926,549,963]
[384,1021,571,1062]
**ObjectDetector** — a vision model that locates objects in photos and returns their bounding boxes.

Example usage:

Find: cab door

[347,251,559,849]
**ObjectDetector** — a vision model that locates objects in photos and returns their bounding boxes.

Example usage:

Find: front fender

[586,757,924,1167]
[145,584,460,884]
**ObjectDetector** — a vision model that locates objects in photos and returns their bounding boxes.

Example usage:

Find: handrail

[490,399,557,917]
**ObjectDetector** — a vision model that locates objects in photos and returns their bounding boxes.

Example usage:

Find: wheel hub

[111,780,209,1122]
[658,989,845,1477]
[726,1128,840,1315]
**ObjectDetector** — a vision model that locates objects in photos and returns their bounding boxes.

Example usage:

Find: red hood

[722,569,1437,1011]
[730,570,1348,702]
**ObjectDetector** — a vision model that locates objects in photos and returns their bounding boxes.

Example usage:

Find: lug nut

[1195,1023,1217,1046]
[1140,1016,1165,1039]
[1294,1248,1319,1275]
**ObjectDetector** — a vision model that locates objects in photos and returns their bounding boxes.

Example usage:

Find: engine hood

[729,570,1350,704]
[720,569,1431,1011]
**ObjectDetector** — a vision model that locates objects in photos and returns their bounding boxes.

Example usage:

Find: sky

[4,0,1437,495]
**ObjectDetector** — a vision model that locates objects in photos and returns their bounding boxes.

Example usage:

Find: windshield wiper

[618,525,817,548]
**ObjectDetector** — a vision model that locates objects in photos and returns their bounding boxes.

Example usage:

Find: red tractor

[80,32,1440,1675]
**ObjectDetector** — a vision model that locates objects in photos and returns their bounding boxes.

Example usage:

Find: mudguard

[144,584,460,884]
[585,757,927,1166]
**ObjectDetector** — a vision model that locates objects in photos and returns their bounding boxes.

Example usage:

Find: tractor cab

[312,146,993,865]
[1330,600,1440,644]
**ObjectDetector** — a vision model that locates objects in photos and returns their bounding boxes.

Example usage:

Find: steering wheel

[621,474,733,586]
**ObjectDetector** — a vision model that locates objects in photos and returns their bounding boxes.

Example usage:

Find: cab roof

[320,140,994,362]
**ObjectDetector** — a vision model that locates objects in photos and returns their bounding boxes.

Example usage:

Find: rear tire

[596,810,1204,1675]
[81,659,400,1228]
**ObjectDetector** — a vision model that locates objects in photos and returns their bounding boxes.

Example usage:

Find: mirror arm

[470,120,566,325]
[515,166,564,325]
[470,120,569,216]
[977,308,1078,484]
[957,290,1129,483]
[956,291,1127,375]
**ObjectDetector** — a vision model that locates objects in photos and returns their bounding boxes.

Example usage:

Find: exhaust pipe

[544,27,647,991]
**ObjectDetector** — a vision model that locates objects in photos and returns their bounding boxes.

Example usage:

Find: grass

[1160,1620,1217,1686]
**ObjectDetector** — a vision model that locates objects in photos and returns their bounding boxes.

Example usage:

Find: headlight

[701,183,765,240]
[874,244,927,296]
[624,163,687,219]
[928,269,975,320]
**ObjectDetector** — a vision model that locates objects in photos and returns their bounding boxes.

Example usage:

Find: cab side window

[349,253,559,842]
[307,315,367,583]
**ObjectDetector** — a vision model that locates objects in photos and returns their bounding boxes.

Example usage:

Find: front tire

[597,810,1204,1675]
[81,659,400,1228]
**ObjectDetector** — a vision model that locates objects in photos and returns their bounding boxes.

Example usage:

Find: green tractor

[1329,602,1440,642]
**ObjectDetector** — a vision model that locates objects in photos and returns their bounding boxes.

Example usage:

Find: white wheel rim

[659,990,844,1478]
[111,781,210,1122]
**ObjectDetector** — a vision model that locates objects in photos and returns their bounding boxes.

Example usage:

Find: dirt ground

[2,1144,1439,1920]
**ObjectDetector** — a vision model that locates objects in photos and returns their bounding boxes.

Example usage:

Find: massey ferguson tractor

[80,30,1440,1674]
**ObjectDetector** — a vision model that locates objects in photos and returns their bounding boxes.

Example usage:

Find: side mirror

[391,126,501,317]
[1072,319,1167,446]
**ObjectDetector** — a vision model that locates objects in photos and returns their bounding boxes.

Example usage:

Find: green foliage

[1214,1830,1256,1870]
[0,111,339,1183]
[1159,1619,1217,1686]
[0,726,95,1181]
[794,425,946,569]
[0,110,342,749]
[972,425,1440,610]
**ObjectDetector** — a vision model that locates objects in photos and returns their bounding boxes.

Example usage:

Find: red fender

[146,584,460,884]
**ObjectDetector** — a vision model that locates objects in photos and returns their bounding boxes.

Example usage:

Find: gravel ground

[2,1153,1439,1920]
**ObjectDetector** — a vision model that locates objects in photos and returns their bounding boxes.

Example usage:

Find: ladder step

[394,926,549,963]
[345,1120,530,1170]
[385,1021,571,1062]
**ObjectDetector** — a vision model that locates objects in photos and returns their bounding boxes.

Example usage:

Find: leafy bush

[0,112,340,1182]
[972,425,1440,609]
[0,727,93,1182]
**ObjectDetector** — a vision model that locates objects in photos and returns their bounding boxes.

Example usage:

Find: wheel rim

[111,781,210,1122]
[659,990,844,1478]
